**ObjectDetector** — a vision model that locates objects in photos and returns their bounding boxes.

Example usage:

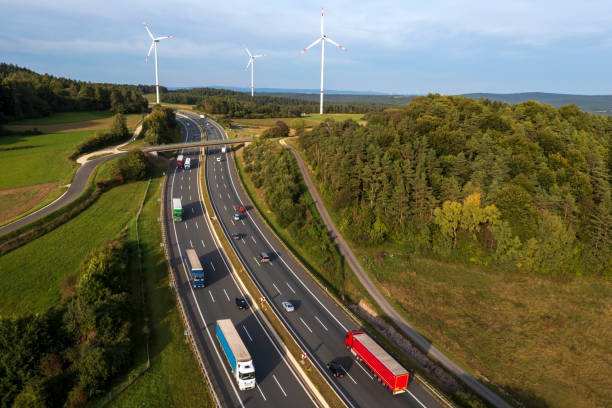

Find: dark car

[235,297,249,310]
[260,252,270,263]
[231,233,241,240]
[326,362,344,377]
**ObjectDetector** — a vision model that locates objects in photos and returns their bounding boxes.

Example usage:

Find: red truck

[345,330,411,394]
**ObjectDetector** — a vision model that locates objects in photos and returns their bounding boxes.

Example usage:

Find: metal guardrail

[159,173,224,408]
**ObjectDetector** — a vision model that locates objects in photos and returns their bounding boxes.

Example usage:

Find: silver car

[281,301,295,312]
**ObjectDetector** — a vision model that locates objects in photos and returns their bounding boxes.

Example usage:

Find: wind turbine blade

[143,22,154,40]
[243,44,252,57]
[300,38,322,54]
[155,35,174,41]
[244,59,252,71]
[145,41,154,63]
[321,8,324,36]
[253,54,266,58]
[325,37,347,51]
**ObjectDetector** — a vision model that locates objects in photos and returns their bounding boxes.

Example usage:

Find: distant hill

[462,92,612,114]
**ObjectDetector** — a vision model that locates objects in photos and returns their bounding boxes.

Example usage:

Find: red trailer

[345,330,411,394]
[237,205,246,213]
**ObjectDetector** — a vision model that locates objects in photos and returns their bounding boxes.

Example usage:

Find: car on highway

[233,213,241,221]
[326,362,345,378]
[235,296,249,310]
[216,157,221,162]
[260,252,270,263]
[281,301,294,312]
[231,232,241,240]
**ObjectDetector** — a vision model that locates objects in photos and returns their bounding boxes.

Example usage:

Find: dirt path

[279,138,514,408]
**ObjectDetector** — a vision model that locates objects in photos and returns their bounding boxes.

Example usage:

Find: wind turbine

[300,8,347,114]
[143,22,173,104]
[244,45,266,97]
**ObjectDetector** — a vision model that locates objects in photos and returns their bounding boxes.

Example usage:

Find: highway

[164,116,319,408]
[181,111,444,408]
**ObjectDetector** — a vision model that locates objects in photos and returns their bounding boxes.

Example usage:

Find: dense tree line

[70,113,132,159]
[141,105,179,145]
[243,139,346,290]
[0,63,148,123]
[299,94,612,276]
[0,237,134,407]
[159,87,373,117]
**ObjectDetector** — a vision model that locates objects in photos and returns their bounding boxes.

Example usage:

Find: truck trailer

[184,157,191,170]
[185,249,204,288]
[172,198,183,222]
[216,319,256,390]
[177,154,184,168]
[345,330,411,394]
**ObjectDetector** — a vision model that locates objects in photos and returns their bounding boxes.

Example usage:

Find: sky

[2,0,612,95]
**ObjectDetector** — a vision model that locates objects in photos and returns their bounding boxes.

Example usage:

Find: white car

[216,157,221,162]
[281,301,295,312]
[233,213,240,221]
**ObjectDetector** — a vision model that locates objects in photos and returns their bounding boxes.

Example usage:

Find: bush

[142,105,179,145]
[111,150,148,182]
[261,121,290,138]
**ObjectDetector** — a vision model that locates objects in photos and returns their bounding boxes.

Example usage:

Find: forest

[159,87,374,117]
[299,94,612,277]
[0,63,149,123]
[141,105,179,145]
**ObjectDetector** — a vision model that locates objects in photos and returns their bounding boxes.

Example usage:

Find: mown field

[0,161,147,316]
[6,111,142,133]
[233,113,365,129]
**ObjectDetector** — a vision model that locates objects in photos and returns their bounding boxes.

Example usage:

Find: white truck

[221,145,227,154]
[216,319,256,390]
[184,157,191,170]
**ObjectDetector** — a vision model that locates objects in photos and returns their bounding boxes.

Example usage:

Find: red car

[237,205,246,213]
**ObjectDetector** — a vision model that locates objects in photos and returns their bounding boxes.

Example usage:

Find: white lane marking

[180,184,182,190]
[190,194,192,201]
[223,288,230,301]
[272,375,287,397]
[197,120,320,408]
[300,318,313,333]
[286,282,296,294]
[215,174,217,180]
[257,385,267,401]
[408,391,428,408]
[314,316,328,331]
[231,219,235,226]
[222,174,225,180]
[189,240,193,248]
[184,223,188,230]
[192,208,195,214]
[339,364,357,384]
[210,261,216,271]
[216,183,219,188]
[241,219,245,225]
[224,205,227,211]
[195,222,199,229]
[189,184,191,190]
[209,290,215,302]
[221,134,351,334]
[253,257,261,266]
[250,236,256,243]
[355,360,373,379]
[273,283,282,295]
[243,326,253,342]
[227,193,231,199]
[219,194,222,199]
[201,239,206,248]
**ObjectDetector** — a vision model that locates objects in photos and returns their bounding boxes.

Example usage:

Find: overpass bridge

[137,137,252,153]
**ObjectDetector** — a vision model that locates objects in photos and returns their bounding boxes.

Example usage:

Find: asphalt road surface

[164,117,319,408]
[181,111,443,408]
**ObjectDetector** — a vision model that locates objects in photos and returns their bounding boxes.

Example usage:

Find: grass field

[233,113,365,129]
[355,249,612,408]
[0,182,58,223]
[0,130,93,189]
[6,112,142,134]
[0,161,147,316]
[93,167,213,407]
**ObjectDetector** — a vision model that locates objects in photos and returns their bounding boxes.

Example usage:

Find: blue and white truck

[184,157,191,170]
[216,319,256,390]
[185,249,205,288]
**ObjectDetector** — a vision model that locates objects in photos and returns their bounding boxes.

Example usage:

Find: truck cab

[184,157,191,170]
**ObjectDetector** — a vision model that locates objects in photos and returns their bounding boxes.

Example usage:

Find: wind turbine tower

[300,8,347,114]
[244,45,266,97]
[143,22,174,104]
